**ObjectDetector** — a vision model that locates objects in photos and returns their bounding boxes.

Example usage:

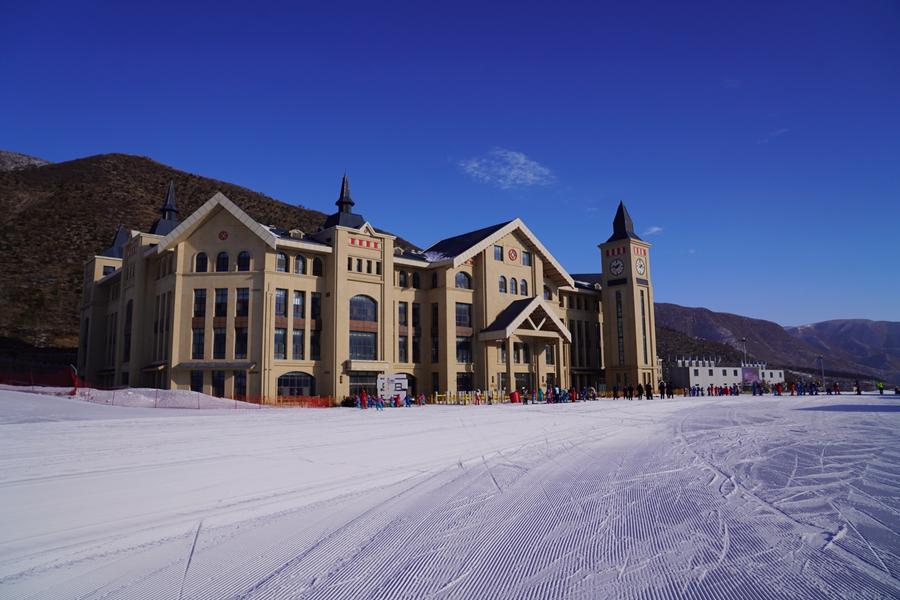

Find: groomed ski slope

[1,389,899,599]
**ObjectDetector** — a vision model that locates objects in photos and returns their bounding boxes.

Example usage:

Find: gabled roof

[422,218,574,288]
[155,192,280,253]
[479,296,572,343]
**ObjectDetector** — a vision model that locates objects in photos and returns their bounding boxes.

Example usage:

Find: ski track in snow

[1,390,899,599]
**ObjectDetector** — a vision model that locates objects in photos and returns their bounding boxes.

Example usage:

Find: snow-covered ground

[1,388,899,599]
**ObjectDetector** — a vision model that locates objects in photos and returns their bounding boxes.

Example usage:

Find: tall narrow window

[216,252,229,272]
[311,293,321,320]
[234,327,248,359]
[398,336,408,363]
[412,303,420,327]
[293,330,304,360]
[237,251,250,271]
[398,302,408,326]
[398,271,407,287]
[500,341,507,363]
[520,280,527,296]
[522,251,532,266]
[274,328,287,359]
[277,252,287,272]
[510,279,517,295]
[293,291,305,318]
[212,371,225,397]
[494,245,503,261]
[310,330,321,360]
[412,273,420,289]
[431,337,439,363]
[412,336,420,363]
[616,291,625,365]
[455,303,472,328]
[312,257,323,276]
[275,289,287,317]
[455,272,471,289]
[431,303,439,327]
[499,276,507,293]
[431,272,438,288]
[234,371,247,397]
[294,255,306,274]
[641,290,648,365]
[213,328,226,359]
[192,328,204,360]
[236,288,249,317]
[545,344,554,365]
[215,289,227,317]
[456,337,472,363]
[191,370,203,392]
[544,286,551,300]
[195,253,208,273]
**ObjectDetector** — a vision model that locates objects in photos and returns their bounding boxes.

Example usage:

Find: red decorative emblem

[218,231,228,241]
[508,248,518,262]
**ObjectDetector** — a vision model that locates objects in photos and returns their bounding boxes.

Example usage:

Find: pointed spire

[161,181,178,221]
[605,200,643,243]
[336,172,355,213]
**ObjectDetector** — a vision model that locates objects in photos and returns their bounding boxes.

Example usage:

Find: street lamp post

[740,338,747,364]
[818,355,825,386]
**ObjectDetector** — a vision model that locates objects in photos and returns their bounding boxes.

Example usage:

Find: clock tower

[599,202,659,393]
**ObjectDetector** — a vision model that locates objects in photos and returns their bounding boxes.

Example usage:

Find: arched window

[398,271,407,287]
[277,371,316,397]
[294,255,305,274]
[412,273,420,289]
[237,251,250,271]
[544,285,551,300]
[510,278,518,295]
[520,279,528,296]
[499,276,507,293]
[312,257,323,276]
[455,272,471,289]
[195,252,208,273]
[276,252,287,272]
[349,295,378,321]
[432,273,438,288]
[216,252,229,272]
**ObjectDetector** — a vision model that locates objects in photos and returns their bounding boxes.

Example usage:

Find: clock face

[635,258,646,275]
[610,259,624,276]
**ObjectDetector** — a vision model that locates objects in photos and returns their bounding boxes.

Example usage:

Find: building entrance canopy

[479,297,572,344]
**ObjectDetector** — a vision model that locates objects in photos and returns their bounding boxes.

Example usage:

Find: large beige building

[77,178,658,400]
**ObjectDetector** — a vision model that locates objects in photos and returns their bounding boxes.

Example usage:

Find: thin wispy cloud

[722,78,741,89]
[460,148,556,189]
[768,128,790,137]
[643,226,663,236]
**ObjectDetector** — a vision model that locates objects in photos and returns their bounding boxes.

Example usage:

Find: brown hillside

[0,153,416,348]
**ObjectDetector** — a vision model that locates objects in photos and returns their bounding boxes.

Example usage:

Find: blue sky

[2,1,898,326]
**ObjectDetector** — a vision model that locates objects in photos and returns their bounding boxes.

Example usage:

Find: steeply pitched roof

[148,181,182,236]
[423,221,512,262]
[322,173,366,230]
[605,201,643,243]
[101,225,129,258]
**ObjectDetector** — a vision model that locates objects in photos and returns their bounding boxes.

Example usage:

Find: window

[347,257,354,271]
[278,372,316,397]
[234,371,247,397]
[192,328,205,359]
[412,273,420,289]
[500,341,507,363]
[455,272,471,289]
[310,330,321,360]
[237,251,250,271]
[723,369,727,376]
[123,300,133,363]
[520,280,527,296]
[522,251,531,266]
[213,328,226,359]
[236,288,249,317]
[431,337,439,363]
[350,295,377,322]
[499,276,507,293]
[376,262,382,275]
[398,336,408,363]
[349,372,377,398]
[311,293,321,320]
[194,289,206,317]
[694,369,699,376]
[545,345,554,365]
[191,370,204,393]
[103,265,115,276]
[431,272,438,288]
[431,372,440,393]
[577,297,582,310]
[510,279,518,295]
[523,343,531,363]
[398,271,407,287]
[494,245,503,261]
[412,303,420,328]
[616,291,624,365]
[455,303,472,328]
[457,372,474,392]
[544,286,551,301]
[235,327,248,359]
[412,336,420,363]
[274,328,287,359]
[456,336,472,363]
[212,371,225,397]
[216,252,229,272]
[709,369,714,376]
[398,302,408,326]
[356,258,363,272]
[312,257,323,276]
[275,289,287,317]
[431,303,439,327]
[277,252,287,272]
[513,342,521,364]
[293,330,304,360]
[350,331,377,360]
[293,291,305,318]
[215,289,228,317]
[294,255,306,274]
[194,253,208,273]
[366,260,372,274]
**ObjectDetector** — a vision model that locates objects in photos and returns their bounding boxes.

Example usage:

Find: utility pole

[818,355,825,385]
[741,338,747,364]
